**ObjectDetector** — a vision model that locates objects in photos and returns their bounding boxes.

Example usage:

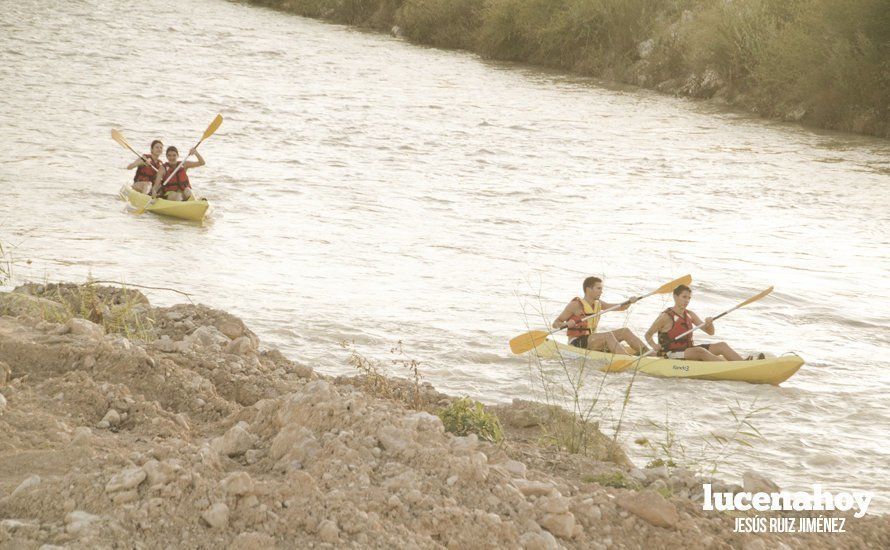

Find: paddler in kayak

[127,139,164,194]
[153,146,204,201]
[644,284,759,361]
[552,276,649,354]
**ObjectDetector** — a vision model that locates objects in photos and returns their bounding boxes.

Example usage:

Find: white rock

[101,409,121,427]
[12,475,41,496]
[187,325,230,347]
[67,318,105,338]
[105,466,147,493]
[513,480,557,497]
[270,425,314,460]
[377,425,410,453]
[112,337,132,350]
[212,421,256,457]
[65,510,101,534]
[225,336,256,356]
[155,335,175,352]
[538,496,570,515]
[216,318,245,340]
[0,392,6,411]
[172,340,191,354]
[502,460,527,478]
[540,511,576,539]
[71,427,92,446]
[202,503,229,528]
[1,519,36,532]
[519,530,559,550]
[222,471,254,496]
[318,519,340,543]
[450,434,479,453]
[616,490,678,529]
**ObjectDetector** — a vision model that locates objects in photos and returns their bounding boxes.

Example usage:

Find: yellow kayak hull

[532,339,804,385]
[119,185,211,221]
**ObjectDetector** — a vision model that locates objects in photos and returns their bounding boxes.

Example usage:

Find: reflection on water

[1,0,889,510]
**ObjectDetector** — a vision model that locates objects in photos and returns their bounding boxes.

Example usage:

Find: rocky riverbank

[1,283,888,548]
[247,0,889,138]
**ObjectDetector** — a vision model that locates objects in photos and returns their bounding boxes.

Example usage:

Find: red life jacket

[133,156,162,182]
[566,297,601,340]
[158,161,191,196]
[658,307,695,352]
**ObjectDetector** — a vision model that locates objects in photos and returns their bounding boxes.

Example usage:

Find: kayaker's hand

[188,147,198,156]
[566,319,577,329]
[703,317,715,329]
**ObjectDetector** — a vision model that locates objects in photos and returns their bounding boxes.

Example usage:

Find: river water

[2,0,889,511]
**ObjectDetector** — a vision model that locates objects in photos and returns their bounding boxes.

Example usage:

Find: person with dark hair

[552,276,648,354]
[645,284,756,361]
[127,139,163,194]
[153,145,204,201]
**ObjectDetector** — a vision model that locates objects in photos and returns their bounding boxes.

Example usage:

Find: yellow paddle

[508,274,692,355]
[111,129,148,161]
[607,286,775,372]
[134,114,223,215]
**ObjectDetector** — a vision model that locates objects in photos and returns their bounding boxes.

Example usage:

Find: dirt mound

[1,284,887,548]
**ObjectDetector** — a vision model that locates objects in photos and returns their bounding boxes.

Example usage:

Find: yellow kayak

[119,185,211,222]
[531,339,804,385]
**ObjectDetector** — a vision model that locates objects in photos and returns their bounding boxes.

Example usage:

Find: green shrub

[751,0,890,132]
[397,0,483,49]
[581,470,641,489]
[438,397,504,442]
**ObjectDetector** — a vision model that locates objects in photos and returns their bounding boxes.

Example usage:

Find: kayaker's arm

[183,148,205,169]
[645,313,669,352]
[690,311,715,335]
[600,296,640,312]
[126,156,148,170]
[552,302,578,329]
[150,166,166,197]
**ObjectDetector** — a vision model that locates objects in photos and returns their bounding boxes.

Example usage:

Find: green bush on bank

[438,397,504,443]
[249,0,890,137]
[397,0,483,50]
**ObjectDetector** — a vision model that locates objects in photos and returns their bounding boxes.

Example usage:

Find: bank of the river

[247,0,890,138]
[1,283,888,547]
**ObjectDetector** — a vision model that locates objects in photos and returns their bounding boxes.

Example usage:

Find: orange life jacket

[133,156,162,182]
[158,161,191,197]
[566,298,601,340]
[658,308,695,352]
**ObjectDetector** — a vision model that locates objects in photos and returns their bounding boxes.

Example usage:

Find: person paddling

[644,284,759,361]
[552,276,649,354]
[154,146,204,201]
[127,139,163,194]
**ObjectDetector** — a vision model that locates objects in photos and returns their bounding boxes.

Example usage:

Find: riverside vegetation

[249,0,890,137]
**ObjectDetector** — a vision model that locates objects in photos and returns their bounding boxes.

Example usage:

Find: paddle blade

[736,286,773,309]
[653,274,692,295]
[509,330,550,355]
[201,114,223,141]
[112,129,141,157]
